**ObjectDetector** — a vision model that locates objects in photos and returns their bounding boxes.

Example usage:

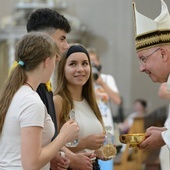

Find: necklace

[25,82,34,91]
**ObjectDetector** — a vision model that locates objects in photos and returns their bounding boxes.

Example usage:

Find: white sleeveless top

[74,99,103,153]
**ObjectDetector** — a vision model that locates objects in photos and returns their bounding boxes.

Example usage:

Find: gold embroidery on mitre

[136,30,170,51]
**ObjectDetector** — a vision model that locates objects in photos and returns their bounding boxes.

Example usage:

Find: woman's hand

[69,152,94,170]
[81,133,105,150]
[51,151,70,170]
[59,119,79,143]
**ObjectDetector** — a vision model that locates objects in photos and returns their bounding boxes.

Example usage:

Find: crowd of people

[1,0,170,169]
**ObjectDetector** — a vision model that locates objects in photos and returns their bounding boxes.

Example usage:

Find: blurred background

[0,0,169,118]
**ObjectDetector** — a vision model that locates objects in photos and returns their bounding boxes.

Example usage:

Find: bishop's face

[137,46,170,83]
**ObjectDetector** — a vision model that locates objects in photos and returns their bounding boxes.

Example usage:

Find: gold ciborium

[119,133,146,148]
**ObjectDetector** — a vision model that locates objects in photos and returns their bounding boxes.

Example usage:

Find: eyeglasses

[139,48,160,65]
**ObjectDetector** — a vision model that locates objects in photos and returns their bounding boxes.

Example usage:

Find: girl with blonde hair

[0,32,79,170]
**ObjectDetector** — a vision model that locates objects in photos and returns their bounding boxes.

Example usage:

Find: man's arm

[96,75,121,105]
[61,146,95,170]
[50,151,70,170]
[161,129,170,150]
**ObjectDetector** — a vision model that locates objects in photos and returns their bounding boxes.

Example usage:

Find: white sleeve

[102,74,119,93]
[162,129,170,149]
[19,93,46,128]
[164,104,170,128]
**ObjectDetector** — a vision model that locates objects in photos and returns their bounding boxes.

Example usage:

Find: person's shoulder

[101,73,114,78]
[18,86,38,98]
[101,73,115,82]
[53,95,63,107]
[128,112,138,118]
[54,94,63,103]
[25,91,43,105]
[16,86,44,108]
[53,95,63,115]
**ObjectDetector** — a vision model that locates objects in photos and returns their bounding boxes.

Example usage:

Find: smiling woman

[53,44,108,170]
[64,51,90,86]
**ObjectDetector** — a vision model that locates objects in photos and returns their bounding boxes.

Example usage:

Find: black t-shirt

[36,83,58,140]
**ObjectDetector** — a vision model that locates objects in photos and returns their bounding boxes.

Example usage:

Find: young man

[27,8,95,170]
[133,0,170,150]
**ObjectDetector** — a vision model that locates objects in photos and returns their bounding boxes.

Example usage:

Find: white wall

[0,0,16,19]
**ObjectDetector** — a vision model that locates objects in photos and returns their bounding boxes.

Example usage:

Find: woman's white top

[0,86,54,170]
[74,99,103,153]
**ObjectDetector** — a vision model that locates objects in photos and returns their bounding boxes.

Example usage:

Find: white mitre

[133,0,170,52]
